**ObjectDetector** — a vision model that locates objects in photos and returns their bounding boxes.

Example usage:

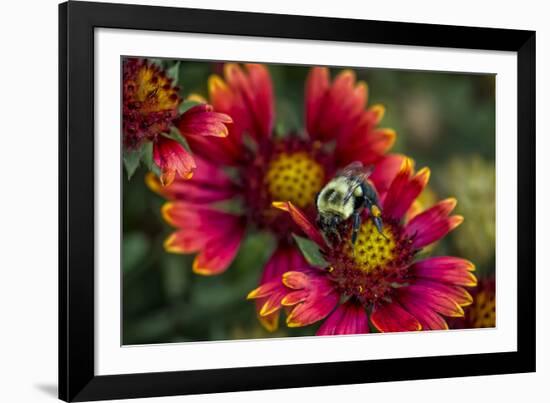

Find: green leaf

[123,232,150,274]
[149,58,164,68]
[179,99,201,114]
[242,132,258,153]
[141,141,161,177]
[161,255,189,300]
[292,234,329,268]
[123,147,143,180]
[161,127,192,153]
[211,197,246,215]
[166,61,180,83]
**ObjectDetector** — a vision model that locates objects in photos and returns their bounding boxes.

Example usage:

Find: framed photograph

[59,1,535,401]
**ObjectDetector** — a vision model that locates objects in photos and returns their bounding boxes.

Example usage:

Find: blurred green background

[122,60,495,345]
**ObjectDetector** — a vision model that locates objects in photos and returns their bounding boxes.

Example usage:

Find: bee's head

[316,212,343,235]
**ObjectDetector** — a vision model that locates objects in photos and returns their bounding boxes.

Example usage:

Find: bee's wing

[339,162,375,203]
[338,161,374,179]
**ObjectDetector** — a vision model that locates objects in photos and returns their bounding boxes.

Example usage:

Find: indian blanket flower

[148,63,397,330]
[248,158,477,334]
[449,277,495,329]
[123,58,232,185]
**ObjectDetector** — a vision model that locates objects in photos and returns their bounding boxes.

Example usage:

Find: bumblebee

[316,161,385,246]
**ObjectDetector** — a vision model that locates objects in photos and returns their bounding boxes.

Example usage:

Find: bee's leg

[372,215,387,239]
[351,211,361,248]
[365,198,388,239]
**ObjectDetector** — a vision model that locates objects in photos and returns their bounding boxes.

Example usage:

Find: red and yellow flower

[149,63,397,330]
[449,277,495,329]
[248,159,476,334]
[123,58,232,185]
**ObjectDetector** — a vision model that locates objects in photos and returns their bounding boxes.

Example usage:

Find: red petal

[185,133,243,166]
[146,156,237,203]
[161,201,245,275]
[307,69,366,142]
[184,75,244,165]
[286,291,339,327]
[164,230,207,253]
[368,154,406,197]
[337,128,396,166]
[178,104,232,138]
[415,279,474,307]
[281,290,308,306]
[382,159,430,220]
[398,292,449,330]
[281,270,339,328]
[249,245,310,331]
[317,302,369,335]
[209,63,274,143]
[281,270,310,290]
[305,67,330,136]
[404,283,465,317]
[272,201,327,248]
[406,199,464,248]
[370,301,422,332]
[411,257,477,287]
[153,136,197,185]
[193,225,245,275]
[245,63,274,139]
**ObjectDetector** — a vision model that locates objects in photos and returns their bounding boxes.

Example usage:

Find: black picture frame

[59,1,536,401]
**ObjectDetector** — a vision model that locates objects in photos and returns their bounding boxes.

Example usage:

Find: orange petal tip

[461,293,474,306]
[246,288,261,300]
[192,258,218,276]
[285,315,302,328]
[272,201,290,211]
[416,167,431,185]
[259,302,279,317]
[443,197,458,210]
[258,314,279,332]
[382,128,396,138]
[163,234,182,253]
[356,81,368,96]
[280,295,296,307]
[223,63,239,75]
[400,157,414,174]
[370,104,386,122]
[466,274,478,287]
[451,304,465,317]
[145,172,161,194]
[382,128,397,148]
[338,69,356,81]
[160,202,176,225]
[450,215,465,229]
[208,75,228,94]
[186,93,207,103]
[281,272,294,288]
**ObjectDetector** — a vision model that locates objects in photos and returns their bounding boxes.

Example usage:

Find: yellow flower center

[135,65,180,113]
[468,289,496,328]
[264,152,324,208]
[342,220,397,273]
